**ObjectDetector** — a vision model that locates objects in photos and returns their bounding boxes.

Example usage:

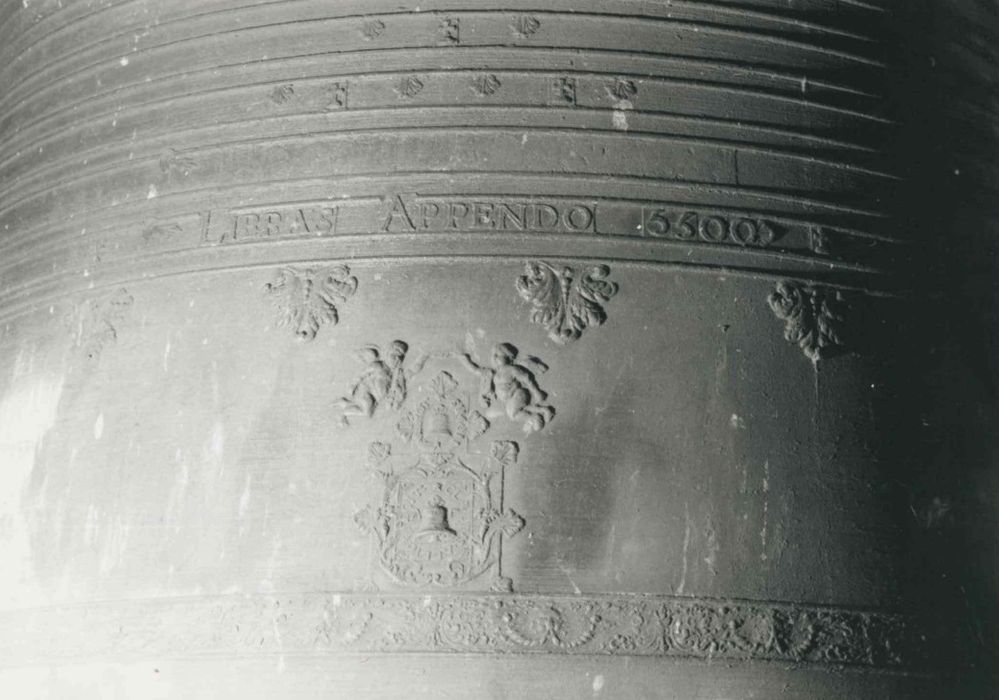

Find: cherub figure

[457,343,555,433]
[335,340,427,425]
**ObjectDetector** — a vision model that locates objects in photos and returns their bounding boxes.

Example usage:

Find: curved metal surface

[0,1,996,698]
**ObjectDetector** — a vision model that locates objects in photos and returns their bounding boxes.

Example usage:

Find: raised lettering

[473,202,495,228]
[382,195,418,232]
[534,204,559,230]
[449,202,470,229]
[497,203,525,230]
[419,202,441,230]
[565,205,594,231]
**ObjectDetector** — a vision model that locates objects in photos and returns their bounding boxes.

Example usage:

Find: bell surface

[0,1,996,698]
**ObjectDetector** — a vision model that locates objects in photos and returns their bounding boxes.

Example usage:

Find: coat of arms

[346,341,553,592]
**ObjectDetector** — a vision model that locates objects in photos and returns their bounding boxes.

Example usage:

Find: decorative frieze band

[0,593,916,669]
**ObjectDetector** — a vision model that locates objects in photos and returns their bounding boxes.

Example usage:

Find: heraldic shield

[352,362,531,592]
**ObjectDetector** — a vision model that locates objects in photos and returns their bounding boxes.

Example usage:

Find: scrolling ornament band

[0,593,917,669]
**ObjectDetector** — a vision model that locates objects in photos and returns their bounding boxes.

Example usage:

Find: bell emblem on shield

[415,496,457,540]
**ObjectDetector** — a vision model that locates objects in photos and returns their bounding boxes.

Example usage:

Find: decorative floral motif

[490,440,519,467]
[396,75,424,99]
[0,593,918,669]
[472,73,502,96]
[158,148,196,178]
[361,19,386,40]
[608,78,638,101]
[264,265,358,341]
[516,261,619,344]
[500,600,600,649]
[269,83,295,104]
[367,442,392,466]
[438,17,459,44]
[141,221,183,243]
[512,15,541,38]
[767,280,849,361]
[72,288,134,360]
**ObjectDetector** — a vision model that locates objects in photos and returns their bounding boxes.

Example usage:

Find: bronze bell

[414,498,457,540]
[0,1,995,698]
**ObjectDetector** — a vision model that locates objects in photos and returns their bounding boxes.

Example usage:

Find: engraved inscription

[643,208,777,248]
[516,261,619,344]
[550,77,577,106]
[768,281,848,361]
[512,15,541,38]
[264,265,357,341]
[380,195,595,234]
[204,205,338,245]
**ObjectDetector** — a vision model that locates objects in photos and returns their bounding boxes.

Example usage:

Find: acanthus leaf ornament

[516,260,619,344]
[264,265,357,341]
[767,280,849,361]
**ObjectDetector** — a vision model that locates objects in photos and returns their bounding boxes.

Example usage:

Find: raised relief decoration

[550,76,577,106]
[472,73,502,97]
[343,341,555,592]
[323,81,348,111]
[361,19,385,40]
[608,78,638,101]
[516,261,619,345]
[643,209,777,248]
[0,593,916,669]
[203,205,338,245]
[380,194,595,234]
[512,15,541,38]
[456,343,555,433]
[158,148,196,179]
[264,265,357,341]
[396,75,424,99]
[71,287,134,360]
[269,83,295,104]
[767,280,848,361]
[334,340,428,426]
[809,226,832,255]
[438,17,460,45]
